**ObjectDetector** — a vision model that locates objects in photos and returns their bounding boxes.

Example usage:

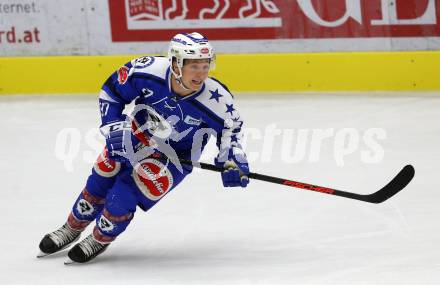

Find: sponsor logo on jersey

[184,115,202,126]
[117,66,129,85]
[94,148,121,177]
[133,159,174,201]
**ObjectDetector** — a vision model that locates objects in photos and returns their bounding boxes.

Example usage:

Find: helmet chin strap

[171,65,191,92]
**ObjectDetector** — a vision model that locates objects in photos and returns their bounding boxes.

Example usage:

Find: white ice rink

[1,93,439,284]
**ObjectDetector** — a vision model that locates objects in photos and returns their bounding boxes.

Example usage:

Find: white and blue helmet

[168,32,215,80]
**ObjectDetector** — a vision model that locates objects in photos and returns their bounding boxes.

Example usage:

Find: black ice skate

[37,223,81,257]
[64,234,109,264]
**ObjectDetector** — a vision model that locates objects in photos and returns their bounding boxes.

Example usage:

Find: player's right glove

[215,147,250,188]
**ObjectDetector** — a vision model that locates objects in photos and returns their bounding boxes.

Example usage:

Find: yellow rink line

[1,51,439,94]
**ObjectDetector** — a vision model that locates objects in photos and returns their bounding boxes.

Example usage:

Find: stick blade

[366,165,415,204]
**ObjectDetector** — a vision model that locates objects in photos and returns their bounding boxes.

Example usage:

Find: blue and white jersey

[99,56,244,162]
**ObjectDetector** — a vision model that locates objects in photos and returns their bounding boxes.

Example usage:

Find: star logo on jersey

[225,104,235,116]
[209,89,223,103]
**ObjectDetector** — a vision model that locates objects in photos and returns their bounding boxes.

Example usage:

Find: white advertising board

[1,0,440,56]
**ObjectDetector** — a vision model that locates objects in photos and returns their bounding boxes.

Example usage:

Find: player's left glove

[100,117,138,163]
[215,147,250,188]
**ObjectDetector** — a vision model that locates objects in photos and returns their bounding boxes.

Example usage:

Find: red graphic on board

[109,0,440,41]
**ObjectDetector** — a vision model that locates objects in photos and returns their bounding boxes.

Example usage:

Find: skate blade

[37,233,82,260]
[36,251,49,258]
[64,257,76,265]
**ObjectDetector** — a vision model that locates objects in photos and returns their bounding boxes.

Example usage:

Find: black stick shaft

[179,159,415,204]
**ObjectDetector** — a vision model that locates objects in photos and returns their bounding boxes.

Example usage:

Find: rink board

[1,51,440,94]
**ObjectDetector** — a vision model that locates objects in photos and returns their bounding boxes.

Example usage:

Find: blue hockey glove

[215,147,250,188]
[100,118,136,163]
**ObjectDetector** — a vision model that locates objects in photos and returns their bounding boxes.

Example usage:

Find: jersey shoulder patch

[130,56,169,80]
[194,77,235,121]
[133,56,156,68]
[199,77,234,103]
[209,77,232,95]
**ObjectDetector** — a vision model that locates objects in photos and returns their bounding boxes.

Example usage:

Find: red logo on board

[108,0,440,41]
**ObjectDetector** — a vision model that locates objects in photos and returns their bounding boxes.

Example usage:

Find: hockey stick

[179,159,415,204]
[130,121,414,203]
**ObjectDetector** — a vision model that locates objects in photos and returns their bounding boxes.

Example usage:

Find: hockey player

[37,32,250,264]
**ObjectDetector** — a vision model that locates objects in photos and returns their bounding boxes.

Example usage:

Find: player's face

[181,59,210,92]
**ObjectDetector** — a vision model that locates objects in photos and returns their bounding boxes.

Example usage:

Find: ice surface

[0,93,439,284]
